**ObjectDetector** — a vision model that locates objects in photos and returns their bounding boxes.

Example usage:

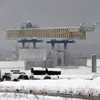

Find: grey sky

[0,0,100,56]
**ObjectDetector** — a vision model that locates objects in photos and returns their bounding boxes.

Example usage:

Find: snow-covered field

[0,93,84,100]
[61,66,100,79]
[0,77,100,95]
[0,66,100,100]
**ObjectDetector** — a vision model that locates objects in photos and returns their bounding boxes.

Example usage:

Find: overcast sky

[0,0,100,56]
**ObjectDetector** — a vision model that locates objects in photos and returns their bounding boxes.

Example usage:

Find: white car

[11,72,29,81]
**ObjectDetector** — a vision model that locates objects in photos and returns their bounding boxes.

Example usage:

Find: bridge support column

[33,42,36,48]
[22,42,25,48]
[92,54,97,73]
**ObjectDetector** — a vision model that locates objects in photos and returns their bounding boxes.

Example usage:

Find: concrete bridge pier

[92,54,97,73]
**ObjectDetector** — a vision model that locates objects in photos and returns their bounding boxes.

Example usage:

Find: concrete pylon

[51,49,57,66]
[92,54,97,73]
[64,49,71,66]
[64,49,68,66]
[60,52,64,66]
[56,50,64,66]
[46,49,57,67]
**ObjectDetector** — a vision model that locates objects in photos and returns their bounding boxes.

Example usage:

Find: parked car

[11,72,29,81]
[1,71,29,81]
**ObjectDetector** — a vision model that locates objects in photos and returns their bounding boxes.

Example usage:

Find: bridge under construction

[6,21,96,68]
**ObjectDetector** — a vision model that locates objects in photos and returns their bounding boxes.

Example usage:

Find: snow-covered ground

[0,66,100,100]
[61,66,100,79]
[0,76,100,96]
[0,93,84,100]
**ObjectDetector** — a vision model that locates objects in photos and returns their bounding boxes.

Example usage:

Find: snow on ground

[0,93,84,100]
[0,66,100,99]
[87,59,100,67]
[61,66,100,79]
[62,66,100,75]
[0,77,100,96]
